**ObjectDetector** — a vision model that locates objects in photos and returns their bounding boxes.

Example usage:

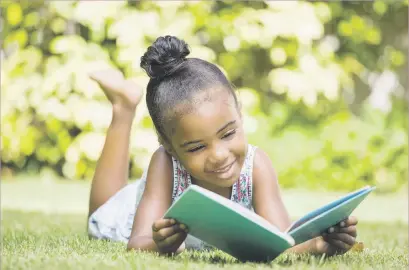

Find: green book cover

[164,185,294,262]
[164,185,375,262]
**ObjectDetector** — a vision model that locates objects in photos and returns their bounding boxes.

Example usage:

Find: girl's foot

[89,69,144,111]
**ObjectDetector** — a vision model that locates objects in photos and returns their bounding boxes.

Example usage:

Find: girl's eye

[222,129,236,139]
[188,145,205,153]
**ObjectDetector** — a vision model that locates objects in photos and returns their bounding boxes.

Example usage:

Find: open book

[164,185,375,262]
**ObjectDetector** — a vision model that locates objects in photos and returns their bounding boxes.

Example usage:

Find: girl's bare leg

[88,106,135,217]
[87,69,143,217]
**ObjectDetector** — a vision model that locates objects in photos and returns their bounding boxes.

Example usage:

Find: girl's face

[168,89,248,190]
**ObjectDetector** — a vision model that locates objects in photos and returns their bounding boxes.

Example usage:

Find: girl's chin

[212,170,241,187]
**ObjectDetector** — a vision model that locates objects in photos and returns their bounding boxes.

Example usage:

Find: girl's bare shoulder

[252,147,278,185]
[144,145,174,191]
[152,145,173,164]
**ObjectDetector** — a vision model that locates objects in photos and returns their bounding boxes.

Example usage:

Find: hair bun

[140,35,190,80]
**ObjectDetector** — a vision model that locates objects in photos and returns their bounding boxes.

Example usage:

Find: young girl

[87,35,358,257]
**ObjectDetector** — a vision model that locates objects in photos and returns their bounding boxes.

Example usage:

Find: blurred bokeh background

[1,0,407,198]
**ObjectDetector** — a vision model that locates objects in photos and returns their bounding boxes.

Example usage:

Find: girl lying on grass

[87,35,358,258]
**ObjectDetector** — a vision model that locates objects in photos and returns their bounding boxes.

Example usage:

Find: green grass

[2,210,408,270]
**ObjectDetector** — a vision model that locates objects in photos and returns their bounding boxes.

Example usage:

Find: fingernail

[170,219,175,224]
[340,221,345,227]
[180,224,186,230]
[329,227,334,233]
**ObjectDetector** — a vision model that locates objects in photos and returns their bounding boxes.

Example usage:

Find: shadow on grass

[167,248,326,267]
[172,247,354,268]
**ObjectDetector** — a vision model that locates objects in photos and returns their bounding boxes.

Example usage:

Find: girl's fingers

[152,219,176,232]
[323,225,357,238]
[325,237,353,251]
[327,227,335,234]
[161,231,188,248]
[339,225,357,237]
[326,216,358,234]
[340,216,358,227]
[326,225,356,233]
[325,232,356,246]
[153,224,181,241]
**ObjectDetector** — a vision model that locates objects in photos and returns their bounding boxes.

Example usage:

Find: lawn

[1,178,408,269]
[2,209,408,270]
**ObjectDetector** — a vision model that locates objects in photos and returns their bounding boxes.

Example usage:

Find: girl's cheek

[233,132,246,150]
[186,155,205,172]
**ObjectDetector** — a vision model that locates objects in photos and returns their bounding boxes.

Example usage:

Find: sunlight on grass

[1,210,408,270]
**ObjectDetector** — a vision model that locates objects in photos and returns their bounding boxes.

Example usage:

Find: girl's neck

[191,177,232,199]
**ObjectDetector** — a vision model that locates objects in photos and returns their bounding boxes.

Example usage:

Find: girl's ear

[158,135,176,157]
[163,143,177,158]
[162,142,174,156]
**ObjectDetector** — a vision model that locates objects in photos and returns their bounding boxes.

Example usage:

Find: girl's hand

[314,216,358,256]
[152,218,189,254]
[89,69,144,112]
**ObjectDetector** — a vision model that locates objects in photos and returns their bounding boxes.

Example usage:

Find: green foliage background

[1,1,407,193]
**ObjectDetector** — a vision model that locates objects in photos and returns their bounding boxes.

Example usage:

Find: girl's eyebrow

[216,120,236,134]
[179,120,236,148]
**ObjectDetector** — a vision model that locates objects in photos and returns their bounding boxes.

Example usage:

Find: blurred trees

[1,0,407,192]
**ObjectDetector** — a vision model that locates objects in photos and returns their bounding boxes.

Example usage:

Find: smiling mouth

[211,160,236,174]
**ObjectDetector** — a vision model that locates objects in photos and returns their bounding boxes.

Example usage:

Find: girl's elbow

[126,242,133,251]
[126,236,157,253]
[127,238,140,251]
[126,237,140,251]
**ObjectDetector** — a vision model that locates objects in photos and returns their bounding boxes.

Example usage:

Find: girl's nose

[208,146,229,166]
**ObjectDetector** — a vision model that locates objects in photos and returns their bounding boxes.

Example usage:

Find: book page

[286,186,371,233]
[287,186,375,244]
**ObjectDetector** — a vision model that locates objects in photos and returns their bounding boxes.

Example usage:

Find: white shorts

[87,176,208,250]
[88,179,145,243]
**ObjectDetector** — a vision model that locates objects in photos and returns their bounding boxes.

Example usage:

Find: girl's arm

[127,147,186,254]
[252,148,318,254]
